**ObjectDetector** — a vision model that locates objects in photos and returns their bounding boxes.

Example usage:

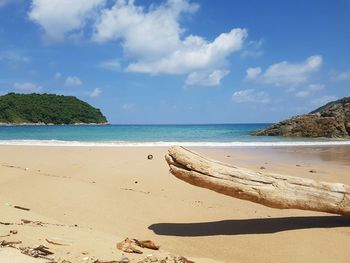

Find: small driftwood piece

[165,146,350,216]
[133,239,159,250]
[116,238,143,254]
[116,238,160,254]
[13,206,30,211]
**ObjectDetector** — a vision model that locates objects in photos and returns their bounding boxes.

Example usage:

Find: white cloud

[241,39,264,58]
[28,0,106,41]
[125,28,247,75]
[295,91,309,97]
[93,0,199,55]
[185,70,229,86]
[263,55,322,86]
[295,83,324,98]
[89,87,101,97]
[13,82,42,93]
[0,50,30,64]
[64,76,83,86]
[93,0,246,82]
[311,95,337,107]
[245,67,261,80]
[247,55,323,86]
[331,70,350,81]
[27,0,246,85]
[55,72,62,80]
[307,83,324,91]
[121,103,135,111]
[98,59,121,71]
[232,89,270,104]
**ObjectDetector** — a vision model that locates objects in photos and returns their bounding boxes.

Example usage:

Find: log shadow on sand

[149,216,350,236]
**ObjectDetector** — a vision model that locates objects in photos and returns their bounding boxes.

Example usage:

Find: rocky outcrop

[251,96,350,138]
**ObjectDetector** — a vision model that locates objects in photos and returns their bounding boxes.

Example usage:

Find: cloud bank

[232,89,270,104]
[28,0,247,86]
[246,55,323,86]
[29,0,106,41]
[13,82,42,93]
[64,76,83,86]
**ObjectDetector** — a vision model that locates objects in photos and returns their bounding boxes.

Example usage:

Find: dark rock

[251,96,350,138]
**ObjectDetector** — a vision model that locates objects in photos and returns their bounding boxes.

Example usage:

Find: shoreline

[1,139,350,147]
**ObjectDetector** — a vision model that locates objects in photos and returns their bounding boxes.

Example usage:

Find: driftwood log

[165,146,350,216]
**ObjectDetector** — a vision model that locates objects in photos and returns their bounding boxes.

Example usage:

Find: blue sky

[0,0,349,124]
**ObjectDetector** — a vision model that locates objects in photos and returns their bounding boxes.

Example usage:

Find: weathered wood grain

[165,146,350,216]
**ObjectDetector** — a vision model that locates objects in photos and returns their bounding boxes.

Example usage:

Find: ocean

[0,124,349,147]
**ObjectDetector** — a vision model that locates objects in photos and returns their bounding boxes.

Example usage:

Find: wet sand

[0,145,350,262]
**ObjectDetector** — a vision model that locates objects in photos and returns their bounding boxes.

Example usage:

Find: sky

[0,0,349,124]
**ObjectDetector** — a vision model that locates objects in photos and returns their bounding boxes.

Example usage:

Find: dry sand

[1,145,350,262]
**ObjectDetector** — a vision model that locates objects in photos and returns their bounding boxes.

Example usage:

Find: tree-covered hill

[0,93,108,125]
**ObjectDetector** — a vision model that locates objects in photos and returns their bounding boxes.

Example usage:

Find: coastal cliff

[0,93,108,125]
[251,96,350,138]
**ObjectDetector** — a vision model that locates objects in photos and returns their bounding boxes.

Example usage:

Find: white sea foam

[0,139,350,147]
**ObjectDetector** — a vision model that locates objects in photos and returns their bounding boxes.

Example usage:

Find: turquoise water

[0,124,348,146]
[0,124,269,141]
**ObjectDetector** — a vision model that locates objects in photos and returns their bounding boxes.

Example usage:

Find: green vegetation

[0,93,108,124]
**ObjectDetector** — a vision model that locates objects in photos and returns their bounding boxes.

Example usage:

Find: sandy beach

[1,145,350,263]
